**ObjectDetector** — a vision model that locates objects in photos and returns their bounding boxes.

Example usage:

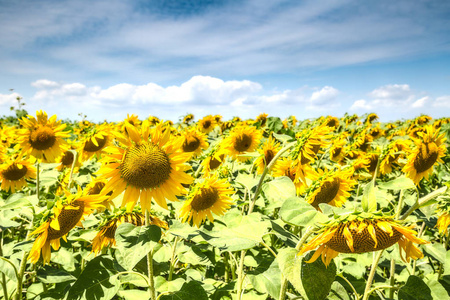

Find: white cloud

[433,95,450,107]
[350,99,372,111]
[0,92,22,107]
[310,86,339,105]
[411,96,429,108]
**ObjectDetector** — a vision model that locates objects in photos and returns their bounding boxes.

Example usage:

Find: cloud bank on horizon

[0,0,449,122]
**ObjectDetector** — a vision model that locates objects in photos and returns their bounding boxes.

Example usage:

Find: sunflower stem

[1,232,11,300]
[412,222,426,276]
[388,258,396,298]
[394,190,404,219]
[194,164,203,178]
[399,186,447,220]
[362,250,384,300]
[224,252,230,283]
[236,249,246,300]
[337,274,360,300]
[145,212,157,300]
[279,226,314,300]
[36,162,40,200]
[248,142,294,214]
[168,236,179,281]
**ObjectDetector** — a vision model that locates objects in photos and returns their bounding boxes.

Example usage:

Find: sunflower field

[1,110,450,300]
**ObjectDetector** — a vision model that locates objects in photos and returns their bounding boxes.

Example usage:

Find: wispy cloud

[1,0,449,84]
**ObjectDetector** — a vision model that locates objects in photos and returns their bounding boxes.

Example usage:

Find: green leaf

[267,117,283,133]
[361,180,377,213]
[0,193,32,211]
[262,176,296,207]
[423,243,446,263]
[159,280,208,300]
[37,266,76,284]
[279,196,323,227]
[377,176,415,190]
[199,212,270,252]
[247,258,281,299]
[235,173,260,192]
[277,248,336,300]
[114,223,162,270]
[117,289,149,300]
[398,275,433,300]
[66,256,120,300]
[426,275,450,300]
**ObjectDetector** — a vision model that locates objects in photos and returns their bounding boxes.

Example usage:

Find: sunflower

[305,168,356,209]
[221,125,262,162]
[364,113,379,124]
[79,124,113,161]
[292,123,333,166]
[180,127,209,158]
[379,140,410,175]
[272,157,306,195]
[255,113,268,127]
[214,115,223,123]
[16,110,70,162]
[0,156,36,193]
[402,125,447,185]
[254,136,280,174]
[198,115,217,134]
[179,175,234,227]
[415,115,432,126]
[436,212,450,236]
[329,134,348,163]
[98,121,193,212]
[323,116,340,129]
[91,211,168,254]
[201,148,227,176]
[300,215,428,267]
[183,113,195,124]
[148,116,161,126]
[28,189,106,264]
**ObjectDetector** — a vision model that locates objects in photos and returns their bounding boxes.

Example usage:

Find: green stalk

[224,252,230,283]
[400,186,447,220]
[278,227,314,300]
[388,258,396,299]
[14,163,40,300]
[67,150,78,189]
[168,236,179,281]
[1,231,10,300]
[362,250,384,300]
[145,211,157,300]
[237,142,295,299]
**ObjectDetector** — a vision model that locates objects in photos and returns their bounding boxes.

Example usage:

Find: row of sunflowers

[0,111,449,300]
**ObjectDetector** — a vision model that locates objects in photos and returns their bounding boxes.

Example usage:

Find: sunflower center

[2,163,28,181]
[29,126,56,150]
[190,187,219,211]
[210,154,225,170]
[332,147,342,159]
[234,134,252,152]
[47,200,85,240]
[60,151,74,166]
[83,136,107,152]
[265,150,275,165]
[120,142,171,189]
[203,120,212,129]
[311,178,340,208]
[326,221,402,253]
[326,119,337,127]
[368,155,379,173]
[413,142,439,173]
[182,136,201,152]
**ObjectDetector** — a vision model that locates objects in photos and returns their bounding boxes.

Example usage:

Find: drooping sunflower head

[98,121,193,212]
[255,113,269,127]
[197,115,217,134]
[91,211,168,254]
[0,156,36,193]
[292,123,333,165]
[222,125,262,161]
[183,113,195,124]
[254,136,280,174]
[179,175,234,227]
[56,147,81,172]
[180,127,209,158]
[379,139,411,175]
[364,113,379,124]
[201,148,227,176]
[300,214,428,267]
[16,110,70,162]
[79,124,112,161]
[28,189,106,264]
[415,115,432,126]
[329,134,348,163]
[305,168,356,209]
[402,125,447,185]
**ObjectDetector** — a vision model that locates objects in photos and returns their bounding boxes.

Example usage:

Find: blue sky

[1,0,450,123]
